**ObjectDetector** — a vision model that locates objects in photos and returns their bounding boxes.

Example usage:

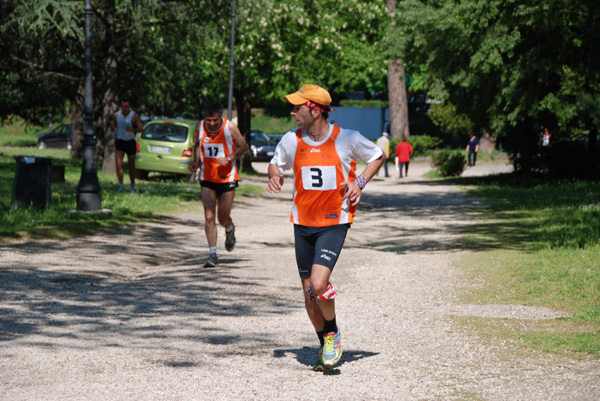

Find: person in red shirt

[395,138,413,178]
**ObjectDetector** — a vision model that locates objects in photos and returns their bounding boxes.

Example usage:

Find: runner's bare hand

[342,181,362,206]
[268,175,284,193]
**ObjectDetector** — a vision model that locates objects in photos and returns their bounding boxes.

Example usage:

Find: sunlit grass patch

[452,315,600,360]
[459,248,599,321]
[454,175,600,358]
[0,119,43,146]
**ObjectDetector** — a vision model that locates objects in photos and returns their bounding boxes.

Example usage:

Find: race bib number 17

[301,166,337,190]
[204,143,224,158]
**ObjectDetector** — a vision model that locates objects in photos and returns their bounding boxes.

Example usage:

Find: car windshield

[251,131,273,145]
[142,123,188,143]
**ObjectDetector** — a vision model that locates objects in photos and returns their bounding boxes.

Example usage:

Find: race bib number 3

[301,166,337,191]
[204,143,224,158]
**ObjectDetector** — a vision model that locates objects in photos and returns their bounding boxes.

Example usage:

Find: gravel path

[1,159,598,400]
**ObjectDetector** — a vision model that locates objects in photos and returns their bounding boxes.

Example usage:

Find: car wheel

[135,169,149,180]
[38,141,46,150]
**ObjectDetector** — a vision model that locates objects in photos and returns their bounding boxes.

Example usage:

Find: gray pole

[227,0,236,120]
[76,0,102,210]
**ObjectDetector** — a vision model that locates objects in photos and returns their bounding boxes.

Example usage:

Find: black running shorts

[294,224,349,278]
[200,180,238,195]
[115,139,137,155]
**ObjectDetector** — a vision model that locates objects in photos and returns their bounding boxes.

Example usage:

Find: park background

[1,0,598,377]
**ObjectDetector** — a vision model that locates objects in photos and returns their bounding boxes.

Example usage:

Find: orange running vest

[199,118,238,183]
[292,125,357,227]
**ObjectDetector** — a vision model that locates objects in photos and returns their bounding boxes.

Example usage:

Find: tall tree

[195,0,390,171]
[0,0,81,126]
[385,0,410,140]
[388,0,600,173]
[1,1,225,160]
[2,0,391,173]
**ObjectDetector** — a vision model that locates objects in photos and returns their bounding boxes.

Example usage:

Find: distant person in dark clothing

[466,135,479,167]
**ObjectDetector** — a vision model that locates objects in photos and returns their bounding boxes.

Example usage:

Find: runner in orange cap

[268,84,383,371]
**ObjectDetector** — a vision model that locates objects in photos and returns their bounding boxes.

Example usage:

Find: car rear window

[142,123,189,143]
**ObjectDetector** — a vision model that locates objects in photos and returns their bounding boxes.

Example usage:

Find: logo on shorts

[326,214,338,219]
[320,253,332,261]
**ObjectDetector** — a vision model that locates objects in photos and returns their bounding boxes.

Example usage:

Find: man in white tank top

[110,96,143,193]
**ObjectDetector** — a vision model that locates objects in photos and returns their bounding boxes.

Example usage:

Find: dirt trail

[1,159,598,400]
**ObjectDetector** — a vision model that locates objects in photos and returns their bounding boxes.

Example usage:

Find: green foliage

[454,176,600,357]
[428,102,474,141]
[0,0,79,124]
[386,0,600,172]
[430,149,466,176]
[2,0,392,142]
[228,0,390,107]
[458,176,600,250]
[339,99,389,108]
[390,135,441,157]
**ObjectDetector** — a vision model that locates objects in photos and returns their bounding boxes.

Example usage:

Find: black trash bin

[12,156,52,210]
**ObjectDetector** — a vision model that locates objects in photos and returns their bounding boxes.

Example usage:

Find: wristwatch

[226,156,232,162]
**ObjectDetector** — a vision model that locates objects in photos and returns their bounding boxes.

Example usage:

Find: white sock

[209,247,217,255]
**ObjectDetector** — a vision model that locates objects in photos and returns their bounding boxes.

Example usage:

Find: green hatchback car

[135,118,199,181]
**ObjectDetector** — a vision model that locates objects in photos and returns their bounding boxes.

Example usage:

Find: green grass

[451,174,600,359]
[1,144,264,240]
[0,118,48,146]
[423,169,446,179]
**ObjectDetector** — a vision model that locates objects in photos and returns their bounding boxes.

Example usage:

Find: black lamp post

[77,0,102,210]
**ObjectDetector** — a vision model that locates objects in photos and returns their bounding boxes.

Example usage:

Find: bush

[430,149,466,177]
[390,135,442,158]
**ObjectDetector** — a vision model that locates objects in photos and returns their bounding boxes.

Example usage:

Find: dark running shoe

[225,223,236,252]
[204,253,218,268]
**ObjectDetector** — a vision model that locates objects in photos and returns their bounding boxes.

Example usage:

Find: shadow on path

[273,346,379,373]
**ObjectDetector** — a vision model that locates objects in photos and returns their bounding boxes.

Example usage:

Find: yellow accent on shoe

[322,330,342,366]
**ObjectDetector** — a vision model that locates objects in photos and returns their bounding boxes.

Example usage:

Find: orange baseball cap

[284,84,332,107]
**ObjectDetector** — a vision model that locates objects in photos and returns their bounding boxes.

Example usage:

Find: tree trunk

[234,89,256,174]
[386,0,410,140]
[70,84,85,159]
[388,59,410,140]
[100,0,118,175]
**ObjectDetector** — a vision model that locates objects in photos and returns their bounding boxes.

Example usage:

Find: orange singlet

[292,126,357,227]
[198,118,238,183]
